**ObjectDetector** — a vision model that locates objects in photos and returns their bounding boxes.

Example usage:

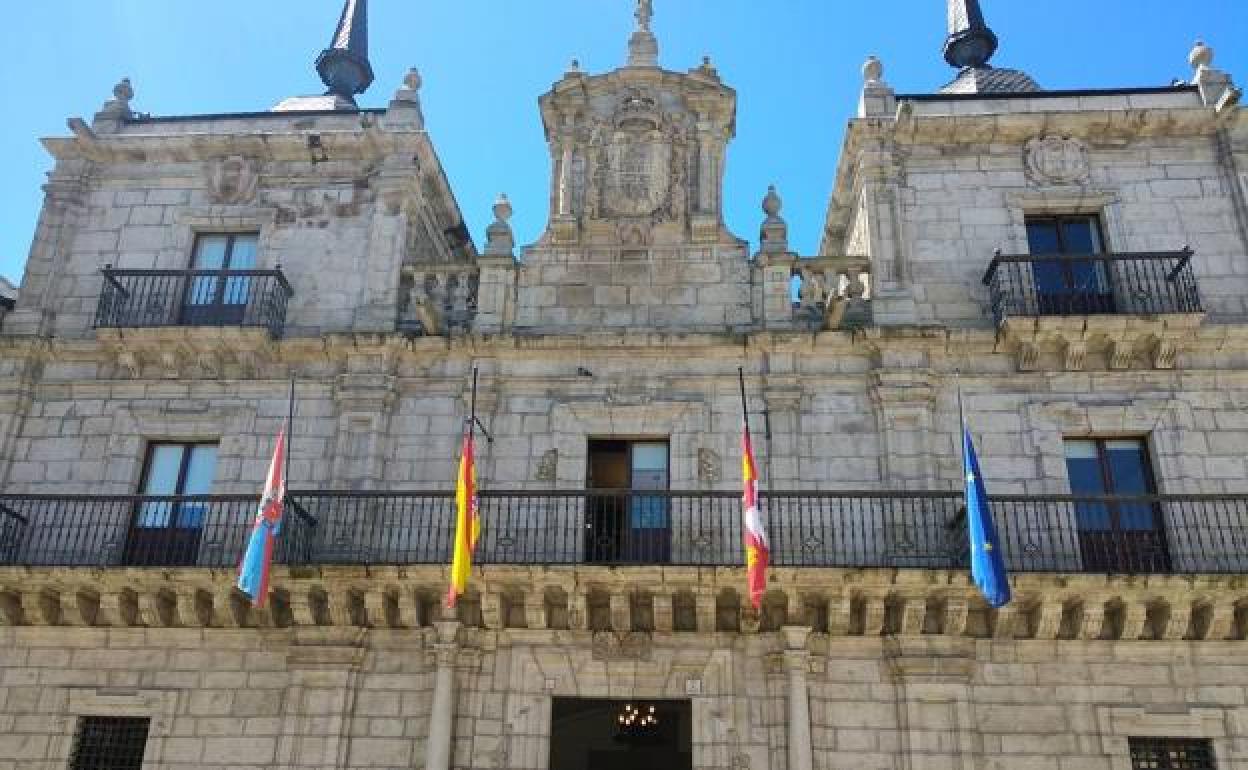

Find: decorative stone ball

[114,77,134,102]
[762,185,782,218]
[862,56,883,84]
[493,194,513,224]
[1189,40,1213,71]
[403,68,423,91]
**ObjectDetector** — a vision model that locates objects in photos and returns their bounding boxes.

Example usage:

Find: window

[124,442,218,566]
[1130,738,1216,770]
[1064,438,1169,572]
[1026,215,1112,314]
[183,232,259,325]
[585,440,670,563]
[69,717,150,770]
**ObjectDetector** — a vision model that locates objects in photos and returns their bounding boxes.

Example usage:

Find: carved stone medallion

[591,631,653,661]
[206,155,259,204]
[1024,136,1090,185]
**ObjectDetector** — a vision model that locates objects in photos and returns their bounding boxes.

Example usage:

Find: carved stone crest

[535,449,558,482]
[697,448,721,484]
[206,155,259,204]
[605,135,671,217]
[591,631,653,661]
[1024,136,1090,185]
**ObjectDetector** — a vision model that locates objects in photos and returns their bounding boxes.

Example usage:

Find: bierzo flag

[237,426,286,607]
[445,425,479,609]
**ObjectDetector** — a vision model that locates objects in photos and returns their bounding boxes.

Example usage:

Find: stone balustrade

[397,264,479,335]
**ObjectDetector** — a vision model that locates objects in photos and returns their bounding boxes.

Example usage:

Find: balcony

[1,490,1245,575]
[93,266,293,337]
[983,248,1201,324]
[981,249,1203,370]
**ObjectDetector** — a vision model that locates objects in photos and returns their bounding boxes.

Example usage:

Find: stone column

[425,620,461,770]
[782,626,814,770]
[557,141,575,217]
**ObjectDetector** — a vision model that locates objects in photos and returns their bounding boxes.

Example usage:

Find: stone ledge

[0,566,1242,643]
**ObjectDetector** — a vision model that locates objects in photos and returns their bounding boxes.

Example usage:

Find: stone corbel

[653,594,674,632]
[610,593,631,632]
[1062,340,1087,372]
[1108,340,1135,370]
[863,597,886,636]
[1033,600,1065,640]
[1153,338,1179,369]
[943,598,969,637]
[1017,340,1040,372]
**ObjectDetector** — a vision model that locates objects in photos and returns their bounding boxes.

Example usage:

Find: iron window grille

[1130,738,1216,770]
[68,717,151,770]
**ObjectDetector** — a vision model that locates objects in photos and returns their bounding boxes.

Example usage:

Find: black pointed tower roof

[315,0,375,102]
[940,0,1040,94]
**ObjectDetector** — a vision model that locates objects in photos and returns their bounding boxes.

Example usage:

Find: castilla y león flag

[741,424,770,610]
[445,427,480,609]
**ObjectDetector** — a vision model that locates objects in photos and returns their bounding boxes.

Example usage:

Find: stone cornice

[0,565,1243,644]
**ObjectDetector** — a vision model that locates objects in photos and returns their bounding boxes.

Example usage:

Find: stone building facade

[0,1,1247,769]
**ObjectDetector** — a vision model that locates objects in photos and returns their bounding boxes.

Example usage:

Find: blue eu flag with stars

[964,428,1011,607]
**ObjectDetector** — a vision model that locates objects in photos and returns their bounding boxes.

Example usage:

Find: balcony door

[182,233,257,326]
[1026,216,1113,314]
[1064,438,1170,572]
[586,440,670,564]
[124,443,217,566]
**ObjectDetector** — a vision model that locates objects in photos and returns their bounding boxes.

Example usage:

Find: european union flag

[963,428,1011,607]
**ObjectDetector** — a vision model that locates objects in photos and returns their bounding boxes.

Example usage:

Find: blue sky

[1,1,1244,284]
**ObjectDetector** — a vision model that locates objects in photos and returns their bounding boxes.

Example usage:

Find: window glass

[192,235,230,270]
[1106,440,1154,530]
[177,446,218,528]
[227,234,258,269]
[1025,221,1061,254]
[630,442,669,529]
[1059,218,1102,255]
[137,443,218,529]
[138,445,183,527]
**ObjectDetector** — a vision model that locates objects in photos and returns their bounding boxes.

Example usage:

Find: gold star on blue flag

[963,427,1011,607]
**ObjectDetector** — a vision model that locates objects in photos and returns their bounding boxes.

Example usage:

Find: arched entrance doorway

[549,698,692,770]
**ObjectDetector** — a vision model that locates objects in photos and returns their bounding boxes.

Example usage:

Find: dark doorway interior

[550,698,691,770]
[585,439,670,563]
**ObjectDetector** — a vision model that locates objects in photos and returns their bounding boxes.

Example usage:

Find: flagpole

[955,370,967,478]
[737,366,750,435]
[285,376,295,490]
[469,366,478,440]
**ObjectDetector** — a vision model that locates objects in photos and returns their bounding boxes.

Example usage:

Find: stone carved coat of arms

[579,87,692,224]
[1024,136,1090,185]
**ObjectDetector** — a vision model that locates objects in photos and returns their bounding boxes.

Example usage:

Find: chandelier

[616,703,659,741]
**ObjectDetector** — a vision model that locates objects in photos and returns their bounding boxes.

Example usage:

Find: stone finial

[762,185,783,220]
[403,68,423,91]
[863,55,883,85]
[693,55,720,80]
[1188,38,1241,111]
[627,0,659,67]
[1189,40,1214,72]
[485,194,515,257]
[565,58,583,77]
[759,185,788,254]
[113,78,134,105]
[93,77,136,132]
[858,56,895,118]
[386,68,426,128]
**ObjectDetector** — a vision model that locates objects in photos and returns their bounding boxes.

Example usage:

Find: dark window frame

[138,441,220,500]
[1025,214,1113,314]
[184,231,261,324]
[1129,737,1216,770]
[68,716,151,770]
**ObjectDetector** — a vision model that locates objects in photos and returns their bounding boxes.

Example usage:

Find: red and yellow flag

[742,424,770,609]
[446,428,480,609]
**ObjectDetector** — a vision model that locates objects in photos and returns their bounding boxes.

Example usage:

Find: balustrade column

[425,620,461,770]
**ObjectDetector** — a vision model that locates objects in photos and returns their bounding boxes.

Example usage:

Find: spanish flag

[742,423,770,610]
[446,427,479,609]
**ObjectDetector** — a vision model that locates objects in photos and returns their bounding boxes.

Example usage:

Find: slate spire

[943,0,999,70]
[316,0,375,101]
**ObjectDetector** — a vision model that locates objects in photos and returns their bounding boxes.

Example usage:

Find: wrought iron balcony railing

[1,490,1246,575]
[94,266,294,337]
[982,248,1201,325]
